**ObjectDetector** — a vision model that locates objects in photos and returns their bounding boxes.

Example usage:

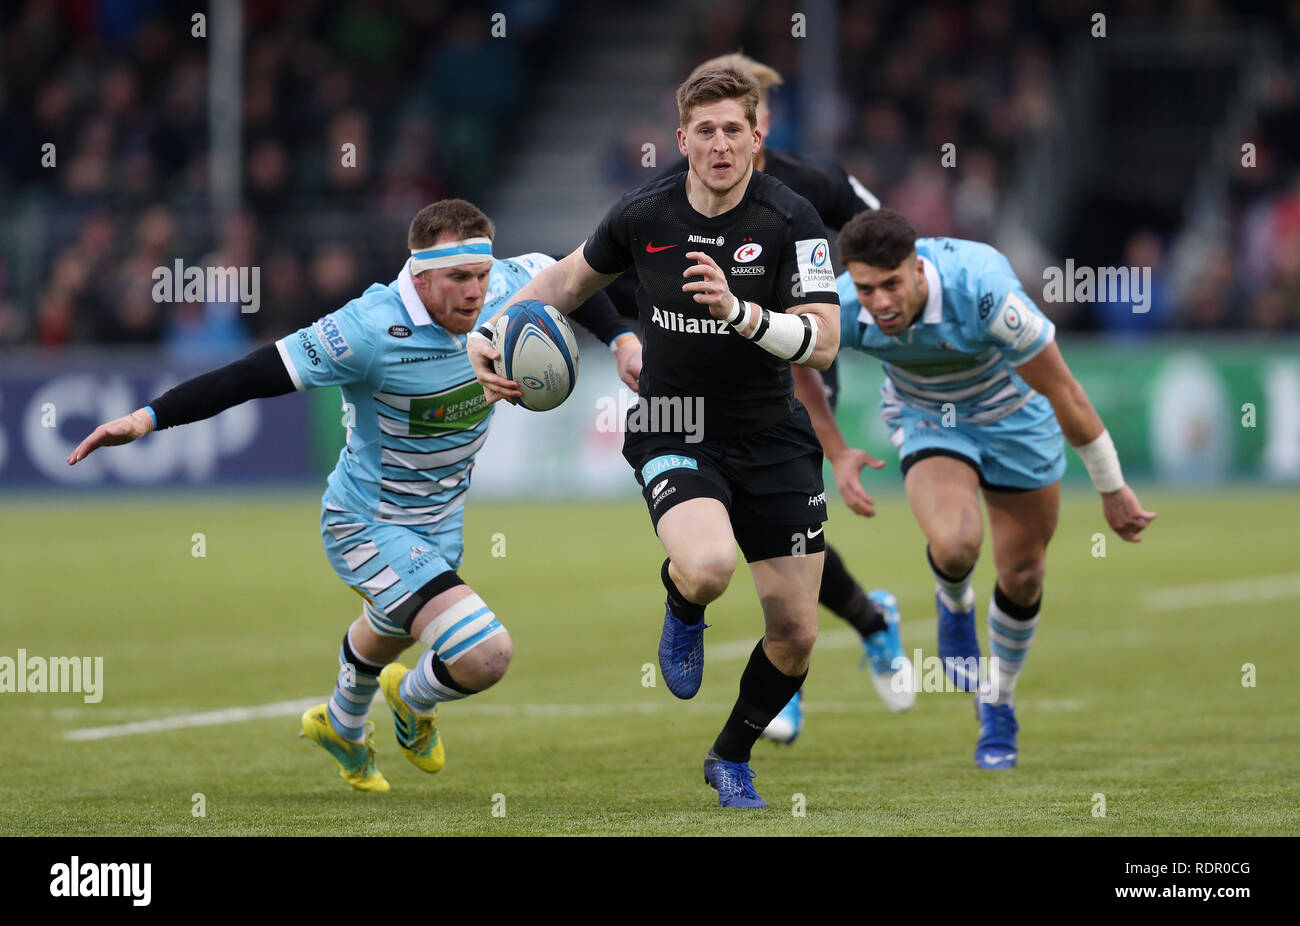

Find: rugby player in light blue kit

[791,209,1156,769]
[68,199,641,791]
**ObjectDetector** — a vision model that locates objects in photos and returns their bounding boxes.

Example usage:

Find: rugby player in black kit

[606,55,914,744]
[469,68,840,808]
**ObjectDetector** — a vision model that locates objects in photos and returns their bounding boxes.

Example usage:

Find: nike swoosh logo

[981,753,1016,763]
[807,526,823,538]
[645,243,677,253]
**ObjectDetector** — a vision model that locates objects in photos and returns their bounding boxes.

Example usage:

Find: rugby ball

[490,300,580,411]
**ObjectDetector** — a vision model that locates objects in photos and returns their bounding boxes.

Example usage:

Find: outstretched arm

[68,343,294,464]
[791,364,886,517]
[1015,342,1157,541]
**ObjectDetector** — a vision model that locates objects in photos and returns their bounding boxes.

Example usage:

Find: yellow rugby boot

[299,704,390,792]
[379,663,446,773]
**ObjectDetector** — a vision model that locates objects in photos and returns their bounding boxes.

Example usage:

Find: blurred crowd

[1,0,1298,353]
[0,0,564,356]
[673,0,1300,334]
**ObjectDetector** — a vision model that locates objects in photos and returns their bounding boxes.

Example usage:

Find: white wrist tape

[733,303,819,364]
[724,295,754,328]
[1076,429,1125,493]
[725,295,743,323]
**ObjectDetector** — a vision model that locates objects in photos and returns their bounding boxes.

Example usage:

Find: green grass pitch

[1,487,1297,836]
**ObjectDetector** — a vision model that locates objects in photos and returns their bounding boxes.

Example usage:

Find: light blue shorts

[320,495,466,636]
[885,396,1066,491]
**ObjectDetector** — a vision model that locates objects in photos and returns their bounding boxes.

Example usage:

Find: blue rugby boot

[975,701,1019,769]
[703,752,768,808]
[936,587,981,692]
[860,589,915,712]
[658,607,707,699]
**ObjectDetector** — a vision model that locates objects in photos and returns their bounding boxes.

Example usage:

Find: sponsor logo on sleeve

[795,238,836,294]
[388,325,412,338]
[986,292,1044,352]
[314,314,354,361]
[297,328,322,366]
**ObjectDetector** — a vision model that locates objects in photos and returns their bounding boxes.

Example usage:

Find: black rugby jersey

[584,169,839,437]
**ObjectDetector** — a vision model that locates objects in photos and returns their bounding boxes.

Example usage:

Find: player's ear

[676,127,688,156]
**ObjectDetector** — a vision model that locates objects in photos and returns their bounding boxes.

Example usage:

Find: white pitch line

[63,690,1083,741]
[63,697,323,741]
[59,623,938,740]
[1144,572,1300,612]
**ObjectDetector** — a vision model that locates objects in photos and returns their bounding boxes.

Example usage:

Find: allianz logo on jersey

[687,234,724,246]
[650,306,730,335]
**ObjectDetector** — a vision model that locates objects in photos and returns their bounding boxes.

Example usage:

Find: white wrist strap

[732,301,819,364]
[1076,429,1124,493]
[725,295,752,327]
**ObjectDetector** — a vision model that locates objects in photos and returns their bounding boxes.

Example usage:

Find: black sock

[341,631,385,678]
[993,583,1042,621]
[819,545,886,637]
[844,589,888,638]
[712,640,807,763]
[662,558,705,625]
[926,544,973,585]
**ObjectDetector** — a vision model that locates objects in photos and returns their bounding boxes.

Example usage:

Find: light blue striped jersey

[276,253,555,527]
[838,237,1055,425]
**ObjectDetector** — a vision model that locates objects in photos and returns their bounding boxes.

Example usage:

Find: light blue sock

[986,588,1040,706]
[327,634,382,743]
[400,649,473,713]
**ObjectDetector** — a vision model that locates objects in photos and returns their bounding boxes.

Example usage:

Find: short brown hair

[408,199,495,250]
[688,53,783,107]
[838,208,918,269]
[676,67,759,129]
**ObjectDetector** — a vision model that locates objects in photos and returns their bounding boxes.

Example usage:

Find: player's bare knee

[764,627,817,674]
[416,591,510,691]
[779,626,818,658]
[451,630,513,691]
[675,550,736,603]
[930,532,981,577]
[1000,561,1045,606]
[762,608,818,655]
